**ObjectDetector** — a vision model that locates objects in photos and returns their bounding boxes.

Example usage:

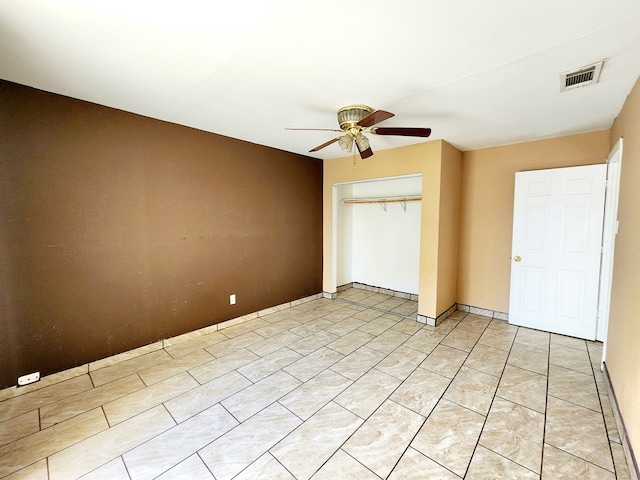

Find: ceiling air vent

[561,61,604,92]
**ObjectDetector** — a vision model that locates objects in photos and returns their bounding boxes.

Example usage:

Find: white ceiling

[2,0,640,159]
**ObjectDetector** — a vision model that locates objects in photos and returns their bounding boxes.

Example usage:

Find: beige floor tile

[432,318,461,335]
[319,310,352,322]
[464,343,509,377]
[0,375,94,423]
[325,317,368,336]
[548,364,601,412]
[41,373,145,428]
[542,443,616,479]
[289,319,332,337]
[550,333,588,351]
[103,371,199,425]
[255,319,302,338]
[0,410,39,447]
[391,318,425,335]
[402,329,446,354]
[496,364,547,413]
[234,453,295,480]
[365,329,411,354]
[466,445,538,479]
[375,345,427,380]
[221,370,301,422]
[545,396,614,472]
[0,408,108,478]
[335,369,402,419]
[0,287,622,480]
[246,331,303,357]
[441,328,482,352]
[163,331,227,358]
[154,454,214,480]
[89,342,163,371]
[388,447,459,480]
[477,327,516,351]
[123,404,237,480]
[217,319,269,338]
[330,346,386,381]
[549,341,593,375]
[610,441,632,480]
[0,365,88,403]
[3,459,48,480]
[391,303,419,316]
[593,367,607,395]
[343,400,425,479]
[188,347,259,384]
[411,399,485,477]
[507,342,548,375]
[164,370,252,423]
[283,347,344,382]
[600,393,621,443]
[444,365,499,415]
[358,316,398,336]
[204,331,264,357]
[326,329,375,355]
[138,348,213,386]
[514,327,550,350]
[311,449,379,480]
[90,350,172,387]
[487,318,518,333]
[47,406,174,480]
[237,347,302,382]
[80,457,130,480]
[419,345,468,378]
[455,314,491,334]
[479,397,544,473]
[376,297,407,310]
[279,370,352,420]
[272,401,363,479]
[199,403,301,480]
[391,367,451,417]
[288,330,340,356]
[352,309,384,322]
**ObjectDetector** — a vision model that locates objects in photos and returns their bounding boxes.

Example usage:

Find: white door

[509,164,607,340]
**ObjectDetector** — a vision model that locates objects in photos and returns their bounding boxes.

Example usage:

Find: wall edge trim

[603,362,639,480]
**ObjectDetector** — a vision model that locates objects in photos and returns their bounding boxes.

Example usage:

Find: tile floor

[0,287,631,479]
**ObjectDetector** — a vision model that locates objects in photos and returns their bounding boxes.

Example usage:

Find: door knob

[513,256,521,262]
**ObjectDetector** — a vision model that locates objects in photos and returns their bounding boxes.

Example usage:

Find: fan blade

[310,137,340,152]
[370,127,431,137]
[358,110,395,128]
[356,143,374,159]
[286,128,342,132]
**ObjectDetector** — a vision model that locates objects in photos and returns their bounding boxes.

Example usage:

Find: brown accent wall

[608,75,640,462]
[0,80,322,389]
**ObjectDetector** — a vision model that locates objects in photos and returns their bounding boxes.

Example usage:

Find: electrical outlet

[230,294,236,305]
[18,371,40,386]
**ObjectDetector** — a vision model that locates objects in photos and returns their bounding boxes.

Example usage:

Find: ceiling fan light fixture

[354,132,370,151]
[338,134,354,152]
[337,105,373,130]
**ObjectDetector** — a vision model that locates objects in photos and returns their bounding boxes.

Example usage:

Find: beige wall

[323,140,460,318]
[457,131,610,313]
[436,141,462,313]
[607,76,640,460]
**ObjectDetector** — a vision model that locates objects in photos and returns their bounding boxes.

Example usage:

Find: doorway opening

[334,174,422,296]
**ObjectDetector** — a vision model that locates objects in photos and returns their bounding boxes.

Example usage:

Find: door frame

[598,138,624,363]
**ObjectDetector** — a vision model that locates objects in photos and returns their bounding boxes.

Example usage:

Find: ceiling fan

[287,104,431,159]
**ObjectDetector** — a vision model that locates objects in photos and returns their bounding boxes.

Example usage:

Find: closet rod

[342,196,422,205]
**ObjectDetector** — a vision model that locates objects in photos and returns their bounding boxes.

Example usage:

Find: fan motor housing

[337,105,372,131]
